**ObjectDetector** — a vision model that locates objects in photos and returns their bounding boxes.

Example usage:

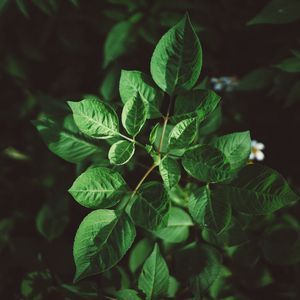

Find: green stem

[118,133,146,150]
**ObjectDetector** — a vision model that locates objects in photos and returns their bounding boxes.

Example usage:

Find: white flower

[249,140,265,161]
[210,76,238,92]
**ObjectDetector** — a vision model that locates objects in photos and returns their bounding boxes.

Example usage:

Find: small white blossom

[249,140,265,161]
[210,76,238,92]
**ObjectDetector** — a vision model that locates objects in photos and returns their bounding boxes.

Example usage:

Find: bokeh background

[1,0,300,299]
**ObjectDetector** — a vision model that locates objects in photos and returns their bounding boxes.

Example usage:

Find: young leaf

[154,207,193,243]
[73,209,136,281]
[115,289,142,300]
[182,145,232,183]
[150,13,202,95]
[121,94,147,136]
[68,99,119,139]
[33,115,100,164]
[119,70,163,118]
[159,157,181,189]
[247,0,300,25]
[138,244,169,300]
[129,239,153,273]
[108,140,135,165]
[168,117,198,150]
[69,167,126,209]
[130,182,170,230]
[217,164,299,214]
[188,185,231,234]
[212,131,251,171]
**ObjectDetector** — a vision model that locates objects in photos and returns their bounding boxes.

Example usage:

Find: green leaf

[248,0,300,25]
[129,238,153,273]
[168,117,198,150]
[100,64,121,101]
[33,115,99,164]
[131,182,170,230]
[116,289,142,300]
[182,145,232,183]
[68,99,119,139]
[121,94,147,136]
[36,199,69,242]
[174,243,221,297]
[119,70,163,118]
[159,157,181,189]
[275,56,300,73]
[167,276,180,298]
[260,224,300,265]
[16,0,29,18]
[212,131,251,171]
[108,140,135,165]
[150,13,202,95]
[198,106,222,136]
[69,167,126,209]
[0,0,9,11]
[154,207,193,243]
[189,185,231,234]
[217,164,299,215]
[73,209,136,281]
[138,244,169,300]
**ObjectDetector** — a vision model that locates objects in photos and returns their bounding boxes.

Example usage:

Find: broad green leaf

[108,140,135,165]
[121,94,147,136]
[69,167,126,209]
[119,70,163,118]
[260,224,300,265]
[189,185,231,234]
[198,106,222,136]
[33,115,99,164]
[248,0,300,25]
[168,117,197,150]
[131,182,170,230]
[275,56,300,73]
[73,209,136,281]
[36,198,69,242]
[116,289,142,300]
[217,164,299,214]
[159,157,181,189]
[212,131,251,171]
[182,145,232,183]
[150,13,202,95]
[167,276,180,298]
[154,207,193,243]
[129,238,153,273]
[138,244,169,300]
[68,99,119,139]
[174,243,221,296]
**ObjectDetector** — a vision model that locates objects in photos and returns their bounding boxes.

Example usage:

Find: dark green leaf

[138,244,169,300]
[275,56,300,73]
[69,167,126,209]
[108,140,135,165]
[73,209,136,281]
[68,99,119,139]
[150,14,202,94]
[116,289,142,300]
[159,157,181,189]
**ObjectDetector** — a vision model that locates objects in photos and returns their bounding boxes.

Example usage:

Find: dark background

[1,0,300,299]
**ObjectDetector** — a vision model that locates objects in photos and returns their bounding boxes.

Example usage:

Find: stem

[118,133,146,150]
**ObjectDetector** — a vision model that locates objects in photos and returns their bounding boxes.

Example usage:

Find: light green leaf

[33,115,99,164]
[131,182,170,230]
[68,99,119,139]
[108,140,135,165]
[168,117,197,150]
[159,157,181,189]
[119,70,163,118]
[138,244,169,300]
[189,185,231,234]
[248,0,300,25]
[154,207,193,243]
[217,164,299,214]
[129,238,153,273]
[212,131,251,171]
[73,209,136,281]
[121,94,147,136]
[167,276,180,298]
[182,145,232,183]
[116,289,142,300]
[69,167,126,209]
[275,56,300,73]
[150,13,202,95]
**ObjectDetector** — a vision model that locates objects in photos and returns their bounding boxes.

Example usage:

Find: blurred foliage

[1,0,300,299]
